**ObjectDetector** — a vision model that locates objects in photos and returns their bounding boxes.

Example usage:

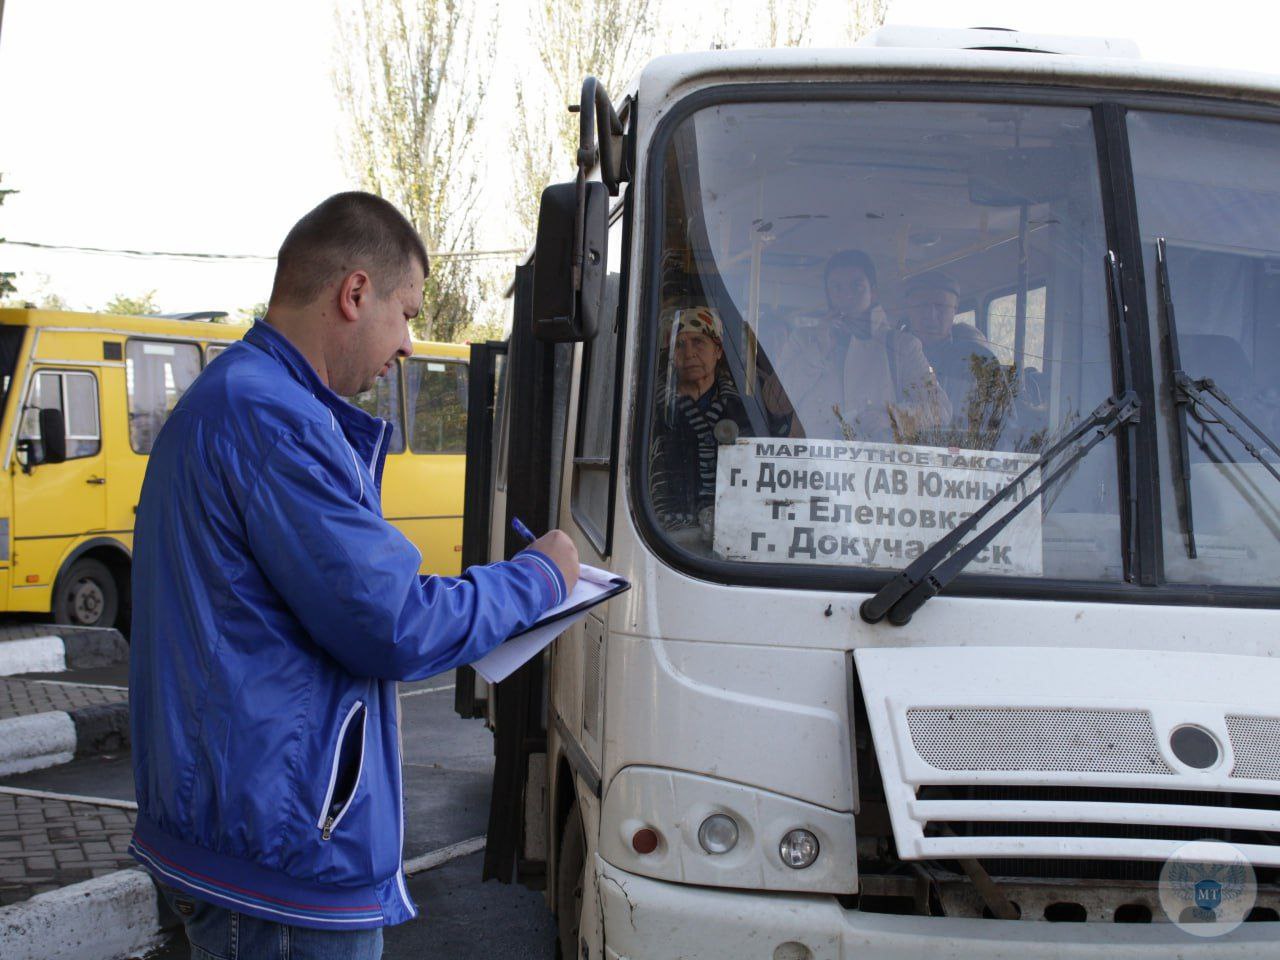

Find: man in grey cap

[904,271,1012,443]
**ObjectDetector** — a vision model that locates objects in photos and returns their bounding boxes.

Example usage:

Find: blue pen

[511,517,537,544]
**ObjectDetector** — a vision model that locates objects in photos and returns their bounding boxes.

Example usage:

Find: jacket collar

[244,320,389,484]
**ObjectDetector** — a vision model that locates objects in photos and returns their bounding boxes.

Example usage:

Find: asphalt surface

[0,666,557,958]
[108,675,555,960]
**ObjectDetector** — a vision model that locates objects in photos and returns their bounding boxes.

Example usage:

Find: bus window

[646,98,1121,582]
[1129,110,1280,587]
[572,195,627,554]
[205,343,229,364]
[126,340,201,454]
[20,369,101,460]
[985,286,1047,372]
[350,361,406,453]
[406,359,467,454]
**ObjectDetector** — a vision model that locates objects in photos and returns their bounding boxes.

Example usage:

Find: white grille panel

[582,627,602,738]
[907,707,1174,775]
[1227,714,1280,781]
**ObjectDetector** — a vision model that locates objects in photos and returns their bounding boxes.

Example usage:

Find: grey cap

[904,270,960,299]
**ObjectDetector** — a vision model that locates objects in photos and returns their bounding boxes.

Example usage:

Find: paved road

[0,658,558,956]
[79,674,558,958]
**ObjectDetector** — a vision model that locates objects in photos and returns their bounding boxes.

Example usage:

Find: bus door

[454,339,507,720]
[11,367,107,596]
[481,262,574,888]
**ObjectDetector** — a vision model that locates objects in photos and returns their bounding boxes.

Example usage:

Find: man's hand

[530,529,579,596]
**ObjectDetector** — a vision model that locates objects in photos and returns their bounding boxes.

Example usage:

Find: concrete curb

[0,626,128,677]
[0,702,130,776]
[0,867,165,960]
[0,835,491,959]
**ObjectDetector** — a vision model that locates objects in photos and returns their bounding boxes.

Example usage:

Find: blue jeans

[159,885,384,960]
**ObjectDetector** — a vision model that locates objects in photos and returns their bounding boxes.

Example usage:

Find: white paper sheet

[471,564,626,684]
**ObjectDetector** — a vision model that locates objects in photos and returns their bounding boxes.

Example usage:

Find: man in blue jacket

[128,191,578,959]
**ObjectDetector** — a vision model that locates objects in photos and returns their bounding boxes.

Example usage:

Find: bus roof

[637,29,1280,112]
[0,307,250,341]
[0,307,469,357]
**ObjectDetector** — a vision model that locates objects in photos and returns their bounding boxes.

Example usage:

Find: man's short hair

[269,192,430,307]
[904,270,960,300]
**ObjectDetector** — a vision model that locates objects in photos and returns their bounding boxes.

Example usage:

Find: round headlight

[779,828,820,869]
[697,814,739,855]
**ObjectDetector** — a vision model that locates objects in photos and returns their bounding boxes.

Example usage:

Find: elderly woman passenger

[649,307,750,533]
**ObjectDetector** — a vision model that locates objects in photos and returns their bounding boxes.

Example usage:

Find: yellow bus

[0,307,468,632]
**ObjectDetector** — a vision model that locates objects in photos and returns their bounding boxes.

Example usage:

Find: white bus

[459,26,1280,958]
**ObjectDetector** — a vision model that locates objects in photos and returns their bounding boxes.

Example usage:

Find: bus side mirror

[531,180,608,342]
[38,408,67,465]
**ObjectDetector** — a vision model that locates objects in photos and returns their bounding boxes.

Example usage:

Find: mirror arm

[578,76,625,195]
[569,77,626,297]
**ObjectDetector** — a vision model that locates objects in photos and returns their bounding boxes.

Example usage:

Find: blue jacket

[128,320,564,930]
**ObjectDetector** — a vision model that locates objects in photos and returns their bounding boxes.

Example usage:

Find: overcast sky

[2,0,1279,315]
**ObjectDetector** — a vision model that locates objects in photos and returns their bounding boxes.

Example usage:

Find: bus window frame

[631,80,1280,610]
[571,186,633,558]
[124,337,203,455]
[979,277,1050,371]
[204,342,230,365]
[405,356,468,456]
[19,367,103,461]
[349,357,407,455]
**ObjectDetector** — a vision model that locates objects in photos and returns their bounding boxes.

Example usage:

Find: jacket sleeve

[241,422,567,681]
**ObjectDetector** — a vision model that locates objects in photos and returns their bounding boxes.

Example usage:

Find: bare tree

[848,0,889,43]
[333,0,496,342]
[764,0,817,47]
[0,174,18,301]
[510,0,658,242]
[709,0,886,50]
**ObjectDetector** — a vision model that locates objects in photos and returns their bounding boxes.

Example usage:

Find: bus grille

[914,785,1280,884]
[903,782,1280,868]
[907,707,1174,776]
[1228,715,1280,781]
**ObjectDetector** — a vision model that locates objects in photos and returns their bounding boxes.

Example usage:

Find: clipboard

[471,564,630,684]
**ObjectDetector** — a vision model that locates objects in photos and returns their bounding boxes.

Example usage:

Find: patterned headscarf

[665,308,727,358]
[673,306,723,345]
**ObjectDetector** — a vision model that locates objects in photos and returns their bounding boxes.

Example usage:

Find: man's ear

[337,270,372,324]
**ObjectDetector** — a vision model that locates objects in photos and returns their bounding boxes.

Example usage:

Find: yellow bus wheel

[53,558,119,629]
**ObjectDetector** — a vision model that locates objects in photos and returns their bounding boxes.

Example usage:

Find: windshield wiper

[860,392,1140,626]
[861,252,1142,626]
[1156,238,1200,557]
[1174,371,1280,482]
[1156,237,1280,507]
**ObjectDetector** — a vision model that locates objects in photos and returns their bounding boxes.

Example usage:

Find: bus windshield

[644,98,1124,584]
[1130,110,1280,587]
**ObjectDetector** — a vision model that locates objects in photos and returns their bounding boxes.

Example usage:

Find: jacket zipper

[393,682,414,913]
[318,700,367,841]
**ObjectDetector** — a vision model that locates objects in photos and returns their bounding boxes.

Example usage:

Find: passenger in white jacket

[764,249,949,442]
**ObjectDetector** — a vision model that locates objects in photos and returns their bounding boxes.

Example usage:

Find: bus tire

[556,802,586,960]
[52,558,119,629]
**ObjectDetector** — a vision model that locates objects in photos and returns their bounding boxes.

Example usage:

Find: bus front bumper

[597,857,1279,959]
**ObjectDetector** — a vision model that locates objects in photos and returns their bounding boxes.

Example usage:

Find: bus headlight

[698,813,739,854]
[779,829,820,869]
[601,765,856,894]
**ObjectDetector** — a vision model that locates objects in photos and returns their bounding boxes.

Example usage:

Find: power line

[4,239,524,263]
